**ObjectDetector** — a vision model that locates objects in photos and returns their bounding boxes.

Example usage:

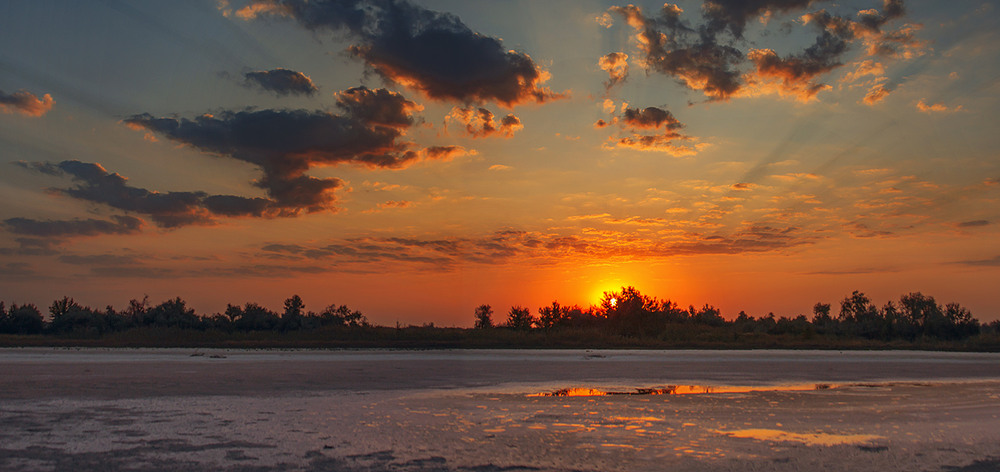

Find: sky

[1,0,999,326]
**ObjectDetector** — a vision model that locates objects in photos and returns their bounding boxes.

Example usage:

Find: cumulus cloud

[445,107,523,139]
[229,0,564,107]
[243,68,318,96]
[2,215,143,237]
[0,89,54,117]
[603,0,920,102]
[862,80,895,105]
[598,52,630,90]
[123,87,460,213]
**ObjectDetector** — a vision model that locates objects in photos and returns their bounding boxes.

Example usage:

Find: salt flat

[1,348,999,471]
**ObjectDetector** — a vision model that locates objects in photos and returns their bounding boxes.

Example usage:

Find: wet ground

[1,348,999,471]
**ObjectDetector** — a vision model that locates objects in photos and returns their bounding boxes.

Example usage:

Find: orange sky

[1,1,998,325]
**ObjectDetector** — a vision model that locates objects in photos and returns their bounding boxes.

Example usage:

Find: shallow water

[2,349,999,471]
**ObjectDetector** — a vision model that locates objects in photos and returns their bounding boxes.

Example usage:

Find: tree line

[0,295,367,336]
[1,287,997,344]
[473,287,993,342]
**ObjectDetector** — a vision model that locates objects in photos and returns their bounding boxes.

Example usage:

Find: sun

[609,297,617,307]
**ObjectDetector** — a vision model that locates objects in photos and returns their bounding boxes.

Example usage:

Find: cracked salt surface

[2,348,999,471]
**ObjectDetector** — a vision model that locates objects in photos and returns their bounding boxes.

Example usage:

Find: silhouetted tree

[282,295,305,331]
[473,304,494,329]
[320,304,367,327]
[1,303,44,334]
[601,286,665,337]
[144,297,201,329]
[505,306,534,330]
[537,301,571,330]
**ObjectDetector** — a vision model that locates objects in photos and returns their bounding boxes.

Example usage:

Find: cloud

[124,87,453,213]
[334,86,423,129]
[598,52,630,90]
[701,0,816,38]
[841,60,885,83]
[916,99,963,114]
[956,220,989,228]
[243,68,318,96]
[954,255,1000,267]
[621,106,684,130]
[601,105,701,156]
[21,160,288,227]
[0,89,54,117]
[604,1,920,102]
[0,238,63,256]
[445,107,523,139]
[862,80,896,105]
[257,223,811,271]
[2,215,143,237]
[58,254,142,266]
[231,0,564,107]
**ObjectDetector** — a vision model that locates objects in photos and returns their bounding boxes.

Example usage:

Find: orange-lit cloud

[742,48,834,102]
[598,52,629,90]
[862,81,895,105]
[445,107,523,139]
[604,0,921,103]
[841,60,885,83]
[0,89,54,117]
[916,99,963,114]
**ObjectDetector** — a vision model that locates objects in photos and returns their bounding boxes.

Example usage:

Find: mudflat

[1,348,999,471]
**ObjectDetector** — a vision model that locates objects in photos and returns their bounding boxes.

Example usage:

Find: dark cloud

[0,238,62,256]
[58,254,142,266]
[243,68,318,96]
[702,0,816,38]
[957,220,990,228]
[123,92,435,212]
[334,86,420,129]
[605,0,917,102]
[621,106,683,130]
[231,0,564,106]
[602,105,697,155]
[2,215,143,237]
[0,89,54,116]
[21,160,288,227]
[955,255,1000,267]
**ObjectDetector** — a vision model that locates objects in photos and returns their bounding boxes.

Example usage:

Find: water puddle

[716,428,884,446]
[529,384,833,397]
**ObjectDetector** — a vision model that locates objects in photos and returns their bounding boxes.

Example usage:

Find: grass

[2,325,999,351]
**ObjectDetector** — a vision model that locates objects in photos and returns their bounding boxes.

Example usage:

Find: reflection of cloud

[445,107,522,139]
[243,68,317,96]
[231,0,564,106]
[0,89,54,117]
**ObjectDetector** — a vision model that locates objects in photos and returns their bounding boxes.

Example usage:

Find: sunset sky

[2,0,998,325]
